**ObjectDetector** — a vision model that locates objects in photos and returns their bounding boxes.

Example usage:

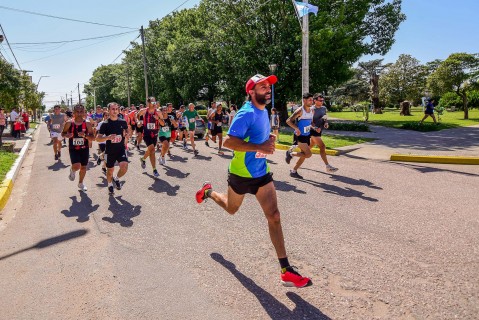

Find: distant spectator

[228,104,237,126]
[9,108,19,138]
[270,108,280,141]
[0,107,6,145]
[22,110,30,130]
[419,98,438,125]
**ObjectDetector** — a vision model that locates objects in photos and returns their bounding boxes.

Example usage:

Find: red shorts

[170,130,177,142]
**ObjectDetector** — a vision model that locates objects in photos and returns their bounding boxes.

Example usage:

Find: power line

[111,34,140,64]
[0,5,138,30]
[10,31,138,45]
[0,24,22,70]
[170,0,192,14]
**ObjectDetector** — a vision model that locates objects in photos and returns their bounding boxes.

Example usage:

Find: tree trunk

[400,101,411,116]
[463,95,469,119]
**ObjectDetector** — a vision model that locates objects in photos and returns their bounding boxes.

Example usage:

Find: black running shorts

[143,134,158,147]
[136,126,144,133]
[99,144,106,152]
[228,172,273,195]
[310,130,322,137]
[105,150,128,168]
[69,148,89,166]
[297,135,311,144]
[211,125,223,137]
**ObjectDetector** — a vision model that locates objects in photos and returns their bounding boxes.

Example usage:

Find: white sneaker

[326,165,338,173]
[158,157,162,165]
[78,183,87,192]
[162,157,166,165]
[69,169,75,181]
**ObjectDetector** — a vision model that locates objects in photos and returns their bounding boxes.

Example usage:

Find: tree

[427,53,479,119]
[379,54,427,114]
[358,59,391,114]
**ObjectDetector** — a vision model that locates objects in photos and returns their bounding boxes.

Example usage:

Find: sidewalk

[324,122,479,161]
[1,127,36,152]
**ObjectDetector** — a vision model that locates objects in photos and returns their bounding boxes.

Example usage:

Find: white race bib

[161,127,170,132]
[147,123,156,130]
[303,125,311,134]
[72,138,84,146]
[112,135,122,143]
[52,124,61,130]
[255,152,267,159]
[189,118,195,123]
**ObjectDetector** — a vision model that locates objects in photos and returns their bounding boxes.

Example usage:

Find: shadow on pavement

[144,172,180,196]
[103,196,141,228]
[299,178,378,202]
[210,253,331,320]
[0,229,88,261]
[61,192,100,222]
[393,162,479,177]
[47,161,70,171]
[274,180,307,194]
[96,175,108,188]
[299,170,382,190]
[167,154,189,163]
[162,166,190,179]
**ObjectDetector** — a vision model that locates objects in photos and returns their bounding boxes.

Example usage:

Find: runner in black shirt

[97,102,131,195]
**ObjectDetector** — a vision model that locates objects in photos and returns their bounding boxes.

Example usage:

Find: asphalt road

[0,123,478,320]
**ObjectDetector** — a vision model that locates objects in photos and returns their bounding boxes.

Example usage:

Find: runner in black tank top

[61,105,94,192]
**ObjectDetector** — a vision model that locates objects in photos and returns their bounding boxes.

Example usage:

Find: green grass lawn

[0,151,18,182]
[29,122,38,129]
[328,108,479,130]
[277,132,374,149]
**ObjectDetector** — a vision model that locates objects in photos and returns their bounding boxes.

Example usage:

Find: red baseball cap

[245,74,278,94]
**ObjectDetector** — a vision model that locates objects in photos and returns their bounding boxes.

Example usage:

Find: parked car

[42,113,50,122]
[195,119,206,139]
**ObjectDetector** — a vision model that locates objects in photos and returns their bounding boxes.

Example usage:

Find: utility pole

[126,66,131,107]
[77,83,81,104]
[140,26,149,102]
[65,94,68,107]
[302,0,309,96]
[93,88,96,107]
[70,91,73,108]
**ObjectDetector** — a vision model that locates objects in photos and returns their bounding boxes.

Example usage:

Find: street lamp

[37,75,49,88]
[268,64,278,109]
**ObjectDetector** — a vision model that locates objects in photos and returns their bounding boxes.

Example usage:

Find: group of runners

[46,73,343,289]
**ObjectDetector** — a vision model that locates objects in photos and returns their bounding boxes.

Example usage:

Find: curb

[0,133,33,211]
[390,154,479,165]
[275,143,340,156]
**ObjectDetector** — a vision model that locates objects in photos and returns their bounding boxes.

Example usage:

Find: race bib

[52,124,61,130]
[147,123,156,130]
[161,127,170,132]
[189,118,195,123]
[72,138,84,146]
[303,125,311,134]
[112,135,122,143]
[255,152,267,159]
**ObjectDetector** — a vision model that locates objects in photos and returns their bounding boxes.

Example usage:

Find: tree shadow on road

[210,253,331,320]
[274,180,307,194]
[103,196,141,228]
[47,161,70,171]
[298,178,378,202]
[393,162,479,177]
[143,172,180,196]
[61,192,100,222]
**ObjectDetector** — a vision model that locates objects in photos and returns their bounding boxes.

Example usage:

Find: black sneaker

[205,141,210,147]
[102,167,107,174]
[114,178,122,190]
[153,169,160,178]
[290,171,303,179]
[54,153,58,161]
[285,150,292,164]
[96,157,102,165]
[108,185,115,195]
[194,150,199,156]
[140,158,146,169]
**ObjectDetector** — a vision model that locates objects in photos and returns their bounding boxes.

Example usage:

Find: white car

[42,113,50,122]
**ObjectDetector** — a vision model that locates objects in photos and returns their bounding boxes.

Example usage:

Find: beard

[255,92,272,105]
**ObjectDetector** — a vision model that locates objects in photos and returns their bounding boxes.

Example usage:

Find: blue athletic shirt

[227,101,270,178]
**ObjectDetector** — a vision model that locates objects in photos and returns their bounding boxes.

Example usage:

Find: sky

[1,0,478,107]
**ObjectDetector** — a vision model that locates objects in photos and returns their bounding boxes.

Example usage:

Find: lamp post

[36,76,49,121]
[268,64,278,109]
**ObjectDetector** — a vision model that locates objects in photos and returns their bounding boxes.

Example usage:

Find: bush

[439,92,461,109]
[401,122,441,132]
[197,110,207,116]
[328,104,344,112]
[468,90,479,108]
[328,121,370,132]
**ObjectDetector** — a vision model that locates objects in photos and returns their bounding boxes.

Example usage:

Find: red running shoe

[196,182,212,204]
[281,266,312,288]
